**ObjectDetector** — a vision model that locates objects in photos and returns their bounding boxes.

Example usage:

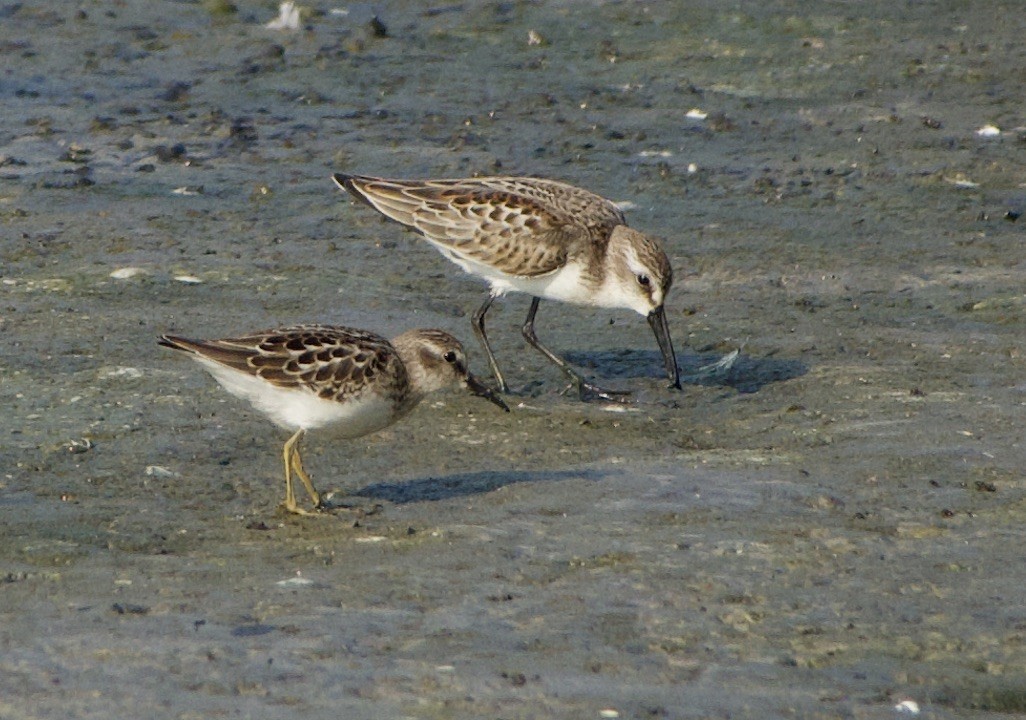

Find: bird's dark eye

[637,274,651,287]
[443,350,457,363]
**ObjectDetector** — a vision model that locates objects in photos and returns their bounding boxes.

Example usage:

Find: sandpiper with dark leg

[333,173,681,401]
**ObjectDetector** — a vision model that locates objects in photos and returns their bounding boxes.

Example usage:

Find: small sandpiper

[159,325,508,515]
[332,173,681,402]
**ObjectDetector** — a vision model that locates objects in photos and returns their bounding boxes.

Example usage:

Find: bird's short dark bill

[466,373,511,412]
[648,305,681,390]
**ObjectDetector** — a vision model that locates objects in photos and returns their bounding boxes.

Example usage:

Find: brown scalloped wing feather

[174,325,405,401]
[343,176,626,278]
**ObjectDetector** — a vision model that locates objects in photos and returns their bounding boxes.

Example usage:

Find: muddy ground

[2,1,1026,718]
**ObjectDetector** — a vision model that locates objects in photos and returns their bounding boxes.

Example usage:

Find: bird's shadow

[349,468,609,505]
[564,348,807,394]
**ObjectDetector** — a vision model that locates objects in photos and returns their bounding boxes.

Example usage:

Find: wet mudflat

[2,1,1026,718]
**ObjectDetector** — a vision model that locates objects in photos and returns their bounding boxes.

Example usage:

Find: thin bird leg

[289,442,322,510]
[520,297,631,403]
[472,291,509,393]
[281,429,321,516]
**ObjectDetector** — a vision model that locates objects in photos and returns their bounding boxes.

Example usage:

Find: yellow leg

[281,429,303,514]
[290,443,321,509]
[281,429,323,515]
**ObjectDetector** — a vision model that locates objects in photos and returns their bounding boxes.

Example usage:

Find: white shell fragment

[109,267,147,280]
[946,177,980,189]
[975,124,1001,137]
[894,699,920,715]
[103,367,144,380]
[685,108,708,119]
[65,438,94,454]
[145,465,178,478]
[276,575,314,587]
[174,275,203,285]
[266,1,300,30]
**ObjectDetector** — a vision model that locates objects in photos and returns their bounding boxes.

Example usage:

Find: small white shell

[265,1,300,30]
[894,699,920,714]
[944,173,979,189]
[66,438,94,454]
[104,367,144,379]
[275,575,314,587]
[145,465,178,478]
[110,267,147,280]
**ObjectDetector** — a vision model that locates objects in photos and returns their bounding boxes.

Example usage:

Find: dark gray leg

[472,291,509,393]
[520,297,630,402]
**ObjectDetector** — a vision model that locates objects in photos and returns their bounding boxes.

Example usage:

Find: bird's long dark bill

[465,373,511,412]
[648,305,681,389]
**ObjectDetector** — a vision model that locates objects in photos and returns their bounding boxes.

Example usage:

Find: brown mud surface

[2,2,1026,718]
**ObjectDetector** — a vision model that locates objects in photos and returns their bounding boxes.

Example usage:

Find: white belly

[196,357,398,437]
[434,245,604,307]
